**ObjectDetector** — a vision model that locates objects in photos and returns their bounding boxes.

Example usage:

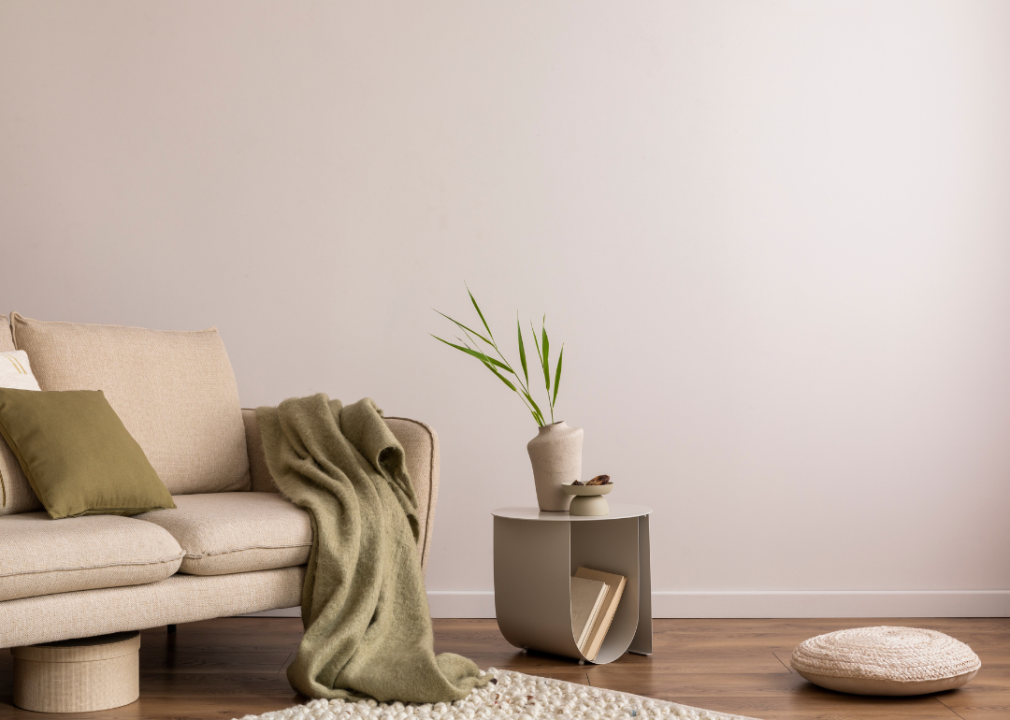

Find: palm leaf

[482,356,518,392]
[466,284,495,341]
[430,335,510,371]
[435,310,493,347]
[530,320,543,369]
[465,336,540,424]
[458,327,514,375]
[552,344,563,406]
[541,319,550,392]
[522,389,545,426]
[517,315,529,386]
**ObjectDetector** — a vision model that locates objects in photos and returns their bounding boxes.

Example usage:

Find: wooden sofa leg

[167,624,177,634]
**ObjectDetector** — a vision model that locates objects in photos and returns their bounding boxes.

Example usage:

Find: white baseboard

[245,591,1010,620]
[428,591,497,618]
[650,590,1010,618]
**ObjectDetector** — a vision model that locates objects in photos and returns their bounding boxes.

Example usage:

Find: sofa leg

[167,624,177,634]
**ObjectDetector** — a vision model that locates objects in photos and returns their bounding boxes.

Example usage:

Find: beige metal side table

[492,504,652,665]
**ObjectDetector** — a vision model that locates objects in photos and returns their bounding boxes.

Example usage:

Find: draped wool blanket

[256,395,487,703]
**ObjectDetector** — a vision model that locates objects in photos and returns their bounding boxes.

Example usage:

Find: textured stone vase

[527,421,584,512]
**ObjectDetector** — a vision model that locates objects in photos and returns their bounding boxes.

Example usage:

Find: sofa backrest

[10,314,251,496]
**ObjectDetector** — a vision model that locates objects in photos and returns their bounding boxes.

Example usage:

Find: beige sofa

[0,313,440,649]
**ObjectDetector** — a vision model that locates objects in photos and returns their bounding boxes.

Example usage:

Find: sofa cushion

[135,493,311,576]
[0,388,176,519]
[0,343,43,517]
[0,513,184,602]
[10,314,250,495]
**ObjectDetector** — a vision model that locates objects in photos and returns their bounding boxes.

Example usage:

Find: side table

[492,504,652,665]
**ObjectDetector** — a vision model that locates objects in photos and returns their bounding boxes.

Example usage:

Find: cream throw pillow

[0,351,42,391]
[0,350,44,514]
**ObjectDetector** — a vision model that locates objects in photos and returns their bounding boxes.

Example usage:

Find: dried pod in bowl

[571,479,584,486]
[587,474,611,486]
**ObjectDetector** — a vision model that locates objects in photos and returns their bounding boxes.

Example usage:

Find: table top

[491,504,652,521]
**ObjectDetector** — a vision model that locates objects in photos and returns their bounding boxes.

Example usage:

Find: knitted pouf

[791,626,981,696]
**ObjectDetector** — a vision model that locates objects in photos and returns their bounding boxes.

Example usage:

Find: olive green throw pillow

[0,388,175,519]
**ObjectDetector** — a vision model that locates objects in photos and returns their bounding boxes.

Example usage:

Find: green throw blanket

[256,394,487,703]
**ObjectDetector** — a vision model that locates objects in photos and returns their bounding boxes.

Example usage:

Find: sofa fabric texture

[136,493,312,576]
[0,513,183,602]
[0,316,13,353]
[10,314,250,495]
[0,389,177,519]
[242,410,275,493]
[0,344,43,516]
[0,567,304,650]
[0,442,42,516]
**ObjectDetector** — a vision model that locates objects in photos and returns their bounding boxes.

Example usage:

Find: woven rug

[233,668,757,720]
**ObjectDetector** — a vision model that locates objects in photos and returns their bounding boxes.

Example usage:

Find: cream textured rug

[233,669,757,720]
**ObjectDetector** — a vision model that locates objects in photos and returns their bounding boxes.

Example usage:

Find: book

[574,567,627,662]
[570,576,609,652]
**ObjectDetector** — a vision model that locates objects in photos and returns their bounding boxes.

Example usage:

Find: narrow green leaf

[466,283,495,341]
[552,344,563,406]
[522,389,545,426]
[458,327,515,375]
[512,385,543,426]
[517,315,529,387]
[541,321,550,392]
[483,357,518,392]
[430,335,511,371]
[530,321,543,369]
[435,310,493,347]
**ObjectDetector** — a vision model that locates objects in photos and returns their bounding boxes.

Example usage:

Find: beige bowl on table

[561,483,613,516]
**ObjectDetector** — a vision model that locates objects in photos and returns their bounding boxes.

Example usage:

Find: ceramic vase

[527,421,583,512]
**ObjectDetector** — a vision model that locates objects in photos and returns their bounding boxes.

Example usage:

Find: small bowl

[561,482,613,516]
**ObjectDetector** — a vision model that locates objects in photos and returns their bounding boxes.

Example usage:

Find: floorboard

[0,617,1005,719]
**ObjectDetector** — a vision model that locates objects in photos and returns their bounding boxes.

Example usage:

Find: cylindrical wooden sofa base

[11,631,140,713]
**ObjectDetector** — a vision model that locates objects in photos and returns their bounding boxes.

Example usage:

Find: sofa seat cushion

[135,493,312,576]
[0,513,184,602]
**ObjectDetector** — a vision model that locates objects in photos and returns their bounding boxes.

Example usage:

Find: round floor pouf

[791,626,980,696]
[11,631,141,713]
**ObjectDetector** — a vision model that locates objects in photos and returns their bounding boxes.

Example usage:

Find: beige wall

[2,1,1009,617]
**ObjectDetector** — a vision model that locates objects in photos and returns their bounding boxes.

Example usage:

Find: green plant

[432,285,564,427]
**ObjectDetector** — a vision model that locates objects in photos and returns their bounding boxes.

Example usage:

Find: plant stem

[459,329,544,425]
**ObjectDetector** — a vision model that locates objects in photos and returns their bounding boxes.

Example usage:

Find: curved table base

[493,512,652,664]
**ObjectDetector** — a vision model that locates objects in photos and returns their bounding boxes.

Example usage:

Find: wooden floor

[0,617,1006,720]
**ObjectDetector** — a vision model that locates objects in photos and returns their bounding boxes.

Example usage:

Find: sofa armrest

[240,409,440,576]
